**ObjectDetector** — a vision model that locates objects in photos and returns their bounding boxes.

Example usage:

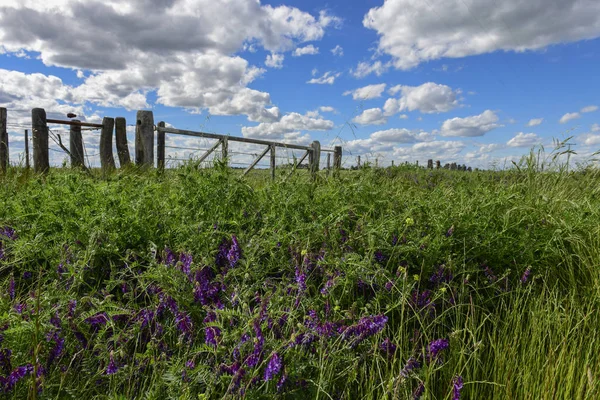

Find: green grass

[0,152,598,399]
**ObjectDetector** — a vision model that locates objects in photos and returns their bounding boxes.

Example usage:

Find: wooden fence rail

[1,107,344,178]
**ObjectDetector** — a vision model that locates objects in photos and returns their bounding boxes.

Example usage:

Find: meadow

[0,150,599,399]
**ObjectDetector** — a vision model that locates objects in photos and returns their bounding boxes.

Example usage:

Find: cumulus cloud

[265,53,284,68]
[581,105,598,113]
[352,108,387,125]
[241,112,334,139]
[559,112,581,124]
[507,132,541,147]
[351,61,391,78]
[370,128,434,143]
[343,84,387,100]
[592,123,600,132]
[363,0,600,70]
[307,71,340,85]
[440,110,502,137]
[292,44,319,56]
[319,106,335,113]
[0,0,339,119]
[526,118,543,127]
[384,82,460,115]
[331,45,343,56]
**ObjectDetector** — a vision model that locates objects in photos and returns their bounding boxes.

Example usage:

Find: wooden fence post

[69,120,85,168]
[99,117,116,172]
[0,108,7,173]
[136,111,154,167]
[32,108,49,173]
[270,145,276,180]
[309,140,320,177]
[357,155,361,168]
[221,136,228,163]
[24,130,30,169]
[326,153,331,176]
[115,117,131,167]
[333,146,342,175]
[427,159,433,169]
[391,160,394,167]
[157,121,165,171]
[436,160,441,169]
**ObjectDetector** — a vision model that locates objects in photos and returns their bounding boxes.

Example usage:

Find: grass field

[0,151,599,399]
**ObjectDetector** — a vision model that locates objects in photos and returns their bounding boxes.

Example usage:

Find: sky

[0,0,599,169]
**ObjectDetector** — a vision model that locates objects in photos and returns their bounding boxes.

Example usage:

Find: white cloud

[319,106,335,113]
[370,128,434,143]
[307,71,340,85]
[265,53,284,68]
[384,82,460,115]
[592,123,600,132]
[343,84,387,100]
[241,112,334,139]
[293,45,319,57]
[0,0,339,119]
[351,61,390,78]
[363,0,600,70]
[559,112,581,124]
[399,114,408,119]
[526,118,543,127]
[507,132,541,147]
[581,105,598,113]
[579,133,600,146]
[440,110,502,137]
[331,45,344,56]
[352,108,387,125]
[477,143,504,153]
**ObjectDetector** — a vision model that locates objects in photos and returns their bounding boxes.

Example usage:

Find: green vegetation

[0,150,599,399]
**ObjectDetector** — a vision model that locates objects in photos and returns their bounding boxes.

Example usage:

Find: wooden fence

[0,108,343,178]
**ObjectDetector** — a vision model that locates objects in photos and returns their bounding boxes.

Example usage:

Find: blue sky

[1,0,599,168]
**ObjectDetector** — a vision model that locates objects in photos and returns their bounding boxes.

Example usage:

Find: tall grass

[0,148,598,399]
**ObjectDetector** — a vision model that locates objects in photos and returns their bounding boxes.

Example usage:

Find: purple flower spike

[380,338,397,357]
[426,338,449,361]
[205,326,221,347]
[227,235,242,268]
[179,252,193,276]
[341,315,387,347]
[105,353,118,375]
[452,375,464,400]
[9,277,15,300]
[413,382,425,399]
[264,353,282,382]
[400,357,421,377]
[521,267,531,284]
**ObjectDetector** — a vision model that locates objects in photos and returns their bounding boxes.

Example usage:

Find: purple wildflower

[204,326,221,347]
[22,271,32,280]
[482,264,497,282]
[186,359,195,369]
[452,376,464,400]
[264,353,282,382]
[57,262,66,275]
[0,226,17,240]
[50,311,61,329]
[521,267,531,284]
[429,265,453,285]
[380,338,397,357]
[277,373,287,392]
[374,250,388,264]
[47,333,65,367]
[385,281,393,291]
[179,252,193,276]
[5,364,33,392]
[85,312,108,329]
[413,382,425,399]
[295,266,307,293]
[445,225,455,237]
[227,235,242,268]
[193,267,222,307]
[410,290,434,312]
[14,303,26,314]
[426,338,449,361]
[175,312,193,336]
[341,315,388,347]
[164,247,177,266]
[0,349,12,375]
[400,357,420,377]
[105,353,118,375]
[67,300,77,318]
